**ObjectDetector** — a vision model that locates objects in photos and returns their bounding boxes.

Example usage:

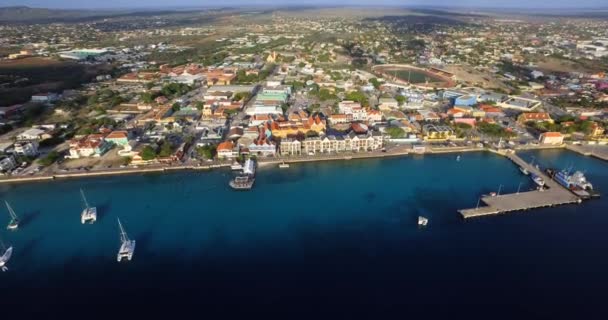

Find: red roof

[217,141,234,151]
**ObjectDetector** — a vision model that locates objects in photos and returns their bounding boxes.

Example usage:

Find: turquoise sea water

[1,150,607,318]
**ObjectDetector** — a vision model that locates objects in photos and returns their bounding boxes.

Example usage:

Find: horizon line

[2,4,608,11]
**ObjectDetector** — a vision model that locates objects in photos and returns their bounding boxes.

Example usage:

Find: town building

[517,112,554,124]
[67,134,112,158]
[539,132,564,145]
[0,155,17,172]
[13,141,39,157]
[104,131,130,147]
[217,140,237,159]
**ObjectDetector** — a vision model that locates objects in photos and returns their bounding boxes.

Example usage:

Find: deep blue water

[1,150,607,318]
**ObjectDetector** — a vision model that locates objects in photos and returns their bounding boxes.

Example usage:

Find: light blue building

[454,95,477,106]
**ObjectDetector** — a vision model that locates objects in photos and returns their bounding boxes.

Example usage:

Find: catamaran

[0,240,12,272]
[117,218,135,262]
[80,189,97,224]
[5,201,19,231]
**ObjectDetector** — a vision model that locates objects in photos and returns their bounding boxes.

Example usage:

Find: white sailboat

[0,239,12,272]
[117,218,135,262]
[278,161,290,169]
[80,189,97,224]
[418,216,428,227]
[5,201,19,231]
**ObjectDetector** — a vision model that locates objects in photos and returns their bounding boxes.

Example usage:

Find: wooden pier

[459,152,581,219]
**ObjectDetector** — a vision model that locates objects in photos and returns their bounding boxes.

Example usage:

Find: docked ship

[531,173,545,188]
[519,167,529,175]
[229,158,256,190]
[547,168,597,199]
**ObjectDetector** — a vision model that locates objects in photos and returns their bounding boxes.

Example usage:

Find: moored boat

[0,237,12,272]
[418,216,428,227]
[229,175,255,190]
[519,167,529,175]
[279,161,289,169]
[5,201,19,231]
[230,158,256,190]
[550,168,594,198]
[531,173,545,188]
[80,189,97,224]
[117,218,135,262]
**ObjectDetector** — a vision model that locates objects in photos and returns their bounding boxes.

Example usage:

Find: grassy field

[0,57,110,106]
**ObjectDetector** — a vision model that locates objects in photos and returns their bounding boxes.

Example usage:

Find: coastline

[0,143,592,185]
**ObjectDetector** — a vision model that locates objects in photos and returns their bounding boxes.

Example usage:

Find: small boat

[278,161,290,169]
[229,175,255,190]
[117,218,135,262]
[418,216,428,227]
[531,173,545,187]
[456,155,461,162]
[5,201,19,231]
[230,161,243,171]
[80,189,97,224]
[519,167,529,175]
[0,242,13,272]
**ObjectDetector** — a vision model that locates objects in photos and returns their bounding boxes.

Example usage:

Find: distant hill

[0,6,102,22]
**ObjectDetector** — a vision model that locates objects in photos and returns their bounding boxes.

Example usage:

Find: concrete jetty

[459,152,581,219]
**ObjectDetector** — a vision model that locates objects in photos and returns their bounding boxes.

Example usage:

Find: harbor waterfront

[1,149,608,317]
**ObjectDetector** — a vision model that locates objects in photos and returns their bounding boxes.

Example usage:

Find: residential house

[17,128,49,141]
[105,131,130,147]
[539,132,564,145]
[248,137,276,157]
[517,112,554,124]
[367,110,383,123]
[217,140,236,159]
[378,98,399,109]
[279,138,302,156]
[67,134,112,158]
[329,114,349,125]
[422,124,456,141]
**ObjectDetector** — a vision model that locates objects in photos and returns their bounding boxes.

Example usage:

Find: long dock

[459,152,581,219]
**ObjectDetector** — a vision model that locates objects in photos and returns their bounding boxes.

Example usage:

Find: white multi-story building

[13,141,39,157]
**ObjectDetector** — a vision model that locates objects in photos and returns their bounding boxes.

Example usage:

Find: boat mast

[118,218,129,243]
[5,201,17,220]
[80,189,90,209]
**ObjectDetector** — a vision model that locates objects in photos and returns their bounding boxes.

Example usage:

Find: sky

[0,0,607,9]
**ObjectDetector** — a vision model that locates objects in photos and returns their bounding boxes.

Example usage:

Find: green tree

[345,91,369,106]
[158,141,173,157]
[385,127,406,139]
[369,78,381,89]
[38,151,60,166]
[141,146,157,160]
[395,95,406,106]
[196,145,216,159]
